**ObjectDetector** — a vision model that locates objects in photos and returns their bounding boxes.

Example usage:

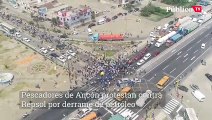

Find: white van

[136,90,152,107]
[97,18,105,25]
[191,90,205,102]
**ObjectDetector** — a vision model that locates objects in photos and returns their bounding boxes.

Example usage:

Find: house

[57,5,92,28]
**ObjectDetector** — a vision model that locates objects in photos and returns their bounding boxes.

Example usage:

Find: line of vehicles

[126,13,212,66]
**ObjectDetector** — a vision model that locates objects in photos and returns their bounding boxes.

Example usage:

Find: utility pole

[66,45,73,89]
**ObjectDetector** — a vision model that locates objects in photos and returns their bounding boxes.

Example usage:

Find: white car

[57,56,66,63]
[201,43,205,49]
[40,47,48,54]
[15,32,22,38]
[48,46,55,51]
[143,53,151,60]
[22,38,30,42]
[70,52,76,56]
[67,50,76,56]
[137,59,145,66]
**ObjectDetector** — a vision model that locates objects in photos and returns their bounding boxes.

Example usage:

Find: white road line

[170,68,176,74]
[186,46,193,51]
[183,58,188,63]
[200,31,204,35]
[184,54,188,58]
[204,33,209,38]
[171,49,176,53]
[163,65,170,70]
[176,55,181,60]
[148,76,155,81]
[191,56,196,61]
[177,51,182,55]
[197,40,201,43]
[194,49,199,53]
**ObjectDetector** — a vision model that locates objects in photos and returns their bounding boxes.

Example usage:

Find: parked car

[134,8,140,12]
[154,51,160,57]
[128,9,133,13]
[22,37,30,42]
[178,85,188,92]
[50,53,59,58]
[88,23,96,28]
[57,56,66,63]
[117,13,123,16]
[15,32,22,38]
[40,47,48,54]
[205,73,212,81]
[123,13,127,16]
[143,53,151,60]
[137,59,145,66]
[106,18,111,22]
[112,15,118,20]
[190,84,199,90]
[48,46,55,51]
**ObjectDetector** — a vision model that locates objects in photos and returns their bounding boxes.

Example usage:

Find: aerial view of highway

[0,0,212,120]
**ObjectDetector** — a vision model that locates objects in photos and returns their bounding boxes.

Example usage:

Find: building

[57,5,92,28]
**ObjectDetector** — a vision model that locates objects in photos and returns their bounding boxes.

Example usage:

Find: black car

[205,73,212,81]
[112,15,118,20]
[178,85,188,92]
[50,53,59,58]
[134,8,140,12]
[128,9,133,13]
[88,23,96,28]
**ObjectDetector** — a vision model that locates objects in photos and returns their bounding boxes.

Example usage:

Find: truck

[99,34,124,41]
[155,31,176,47]
[200,0,209,6]
[170,33,183,43]
[184,22,199,33]
[178,28,189,36]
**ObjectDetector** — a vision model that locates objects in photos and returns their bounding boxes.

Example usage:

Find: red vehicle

[127,47,148,65]
[154,51,160,57]
[99,34,124,41]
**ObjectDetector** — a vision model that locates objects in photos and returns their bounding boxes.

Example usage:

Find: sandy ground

[0,34,72,120]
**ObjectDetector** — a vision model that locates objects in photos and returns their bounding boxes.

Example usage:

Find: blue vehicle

[170,34,183,43]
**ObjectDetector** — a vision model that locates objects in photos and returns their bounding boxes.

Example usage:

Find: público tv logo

[166,6,202,13]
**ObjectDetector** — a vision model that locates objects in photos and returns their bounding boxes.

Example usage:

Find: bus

[156,76,170,89]
[0,22,16,36]
[184,108,198,120]
[81,112,97,120]
[116,86,132,102]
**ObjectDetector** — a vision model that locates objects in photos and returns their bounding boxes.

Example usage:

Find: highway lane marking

[176,55,181,60]
[183,54,188,58]
[194,49,199,53]
[162,44,211,91]
[171,49,176,53]
[204,33,210,38]
[170,68,176,74]
[183,58,188,63]
[196,40,201,43]
[200,31,204,35]
[177,51,182,55]
[148,76,155,81]
[162,65,170,70]
[191,56,196,61]
[186,46,193,52]
[138,23,211,78]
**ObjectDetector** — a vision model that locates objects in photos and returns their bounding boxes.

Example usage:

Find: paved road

[24,25,212,120]
[143,26,212,87]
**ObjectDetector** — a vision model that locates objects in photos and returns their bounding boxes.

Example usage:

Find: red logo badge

[192,6,202,13]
